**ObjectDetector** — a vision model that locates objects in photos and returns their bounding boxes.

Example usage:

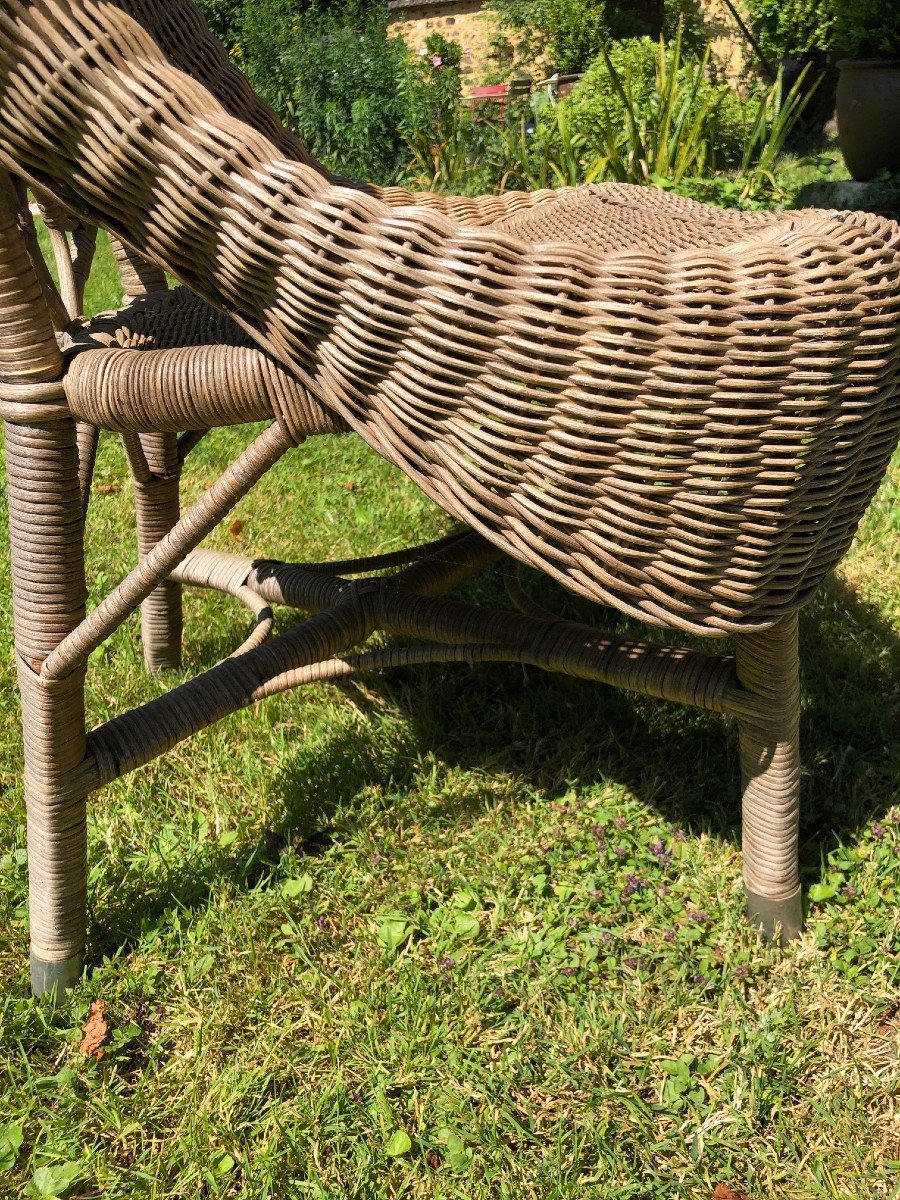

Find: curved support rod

[172,552,273,659]
[41,421,291,680]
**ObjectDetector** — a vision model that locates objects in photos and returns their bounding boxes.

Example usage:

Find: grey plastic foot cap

[746,887,803,945]
[31,953,84,1000]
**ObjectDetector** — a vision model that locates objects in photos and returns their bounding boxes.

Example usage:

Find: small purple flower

[350,1091,364,1103]
[567,916,578,928]
[315,916,329,929]
[872,823,886,840]
[599,931,613,944]
[625,956,638,969]
[592,824,606,841]
[843,885,858,899]
[650,839,674,868]
[590,889,604,903]
[614,816,627,830]
[693,974,708,986]
[621,874,649,901]
[614,846,628,859]
[688,910,710,924]
[662,929,676,943]
[561,966,576,977]
[439,955,456,969]
[432,54,443,67]
[891,809,900,824]
[371,853,382,864]
[658,885,671,897]
[735,964,750,979]
[669,827,687,843]
[622,877,643,900]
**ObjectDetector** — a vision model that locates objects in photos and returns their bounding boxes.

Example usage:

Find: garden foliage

[746,0,900,61]
[195,0,817,207]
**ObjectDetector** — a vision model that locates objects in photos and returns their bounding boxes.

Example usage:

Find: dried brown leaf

[94,483,121,495]
[229,519,246,538]
[78,999,109,1058]
[712,1185,751,1200]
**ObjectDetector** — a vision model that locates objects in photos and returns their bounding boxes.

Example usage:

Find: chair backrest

[1,0,899,635]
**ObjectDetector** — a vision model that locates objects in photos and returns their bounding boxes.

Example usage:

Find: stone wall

[698,0,753,84]
[387,0,753,90]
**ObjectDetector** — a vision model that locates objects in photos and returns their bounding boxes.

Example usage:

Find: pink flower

[432,55,443,67]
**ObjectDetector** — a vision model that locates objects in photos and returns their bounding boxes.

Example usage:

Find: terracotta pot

[836,59,900,181]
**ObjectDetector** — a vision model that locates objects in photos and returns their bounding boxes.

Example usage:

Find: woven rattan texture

[62,289,350,435]
[2,1,900,636]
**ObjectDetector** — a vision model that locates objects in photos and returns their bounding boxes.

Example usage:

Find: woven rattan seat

[492,183,787,252]
[1,0,898,996]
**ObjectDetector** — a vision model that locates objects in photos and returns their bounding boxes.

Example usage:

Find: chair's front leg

[735,613,803,942]
[5,418,90,997]
[133,432,182,673]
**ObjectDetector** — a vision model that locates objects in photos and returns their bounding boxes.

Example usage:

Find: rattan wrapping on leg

[736,614,802,935]
[133,432,183,672]
[0,175,90,980]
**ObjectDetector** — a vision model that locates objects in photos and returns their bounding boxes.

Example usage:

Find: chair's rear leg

[133,432,182,673]
[5,419,90,997]
[735,613,803,942]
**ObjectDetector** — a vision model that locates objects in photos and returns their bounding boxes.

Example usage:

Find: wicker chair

[1,1,898,997]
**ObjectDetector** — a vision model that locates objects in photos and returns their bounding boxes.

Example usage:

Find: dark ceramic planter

[836,59,900,181]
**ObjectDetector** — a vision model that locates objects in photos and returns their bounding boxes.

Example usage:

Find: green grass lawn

[0,225,898,1200]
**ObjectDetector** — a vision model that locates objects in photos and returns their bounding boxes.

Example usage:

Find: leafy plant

[745,0,835,61]
[572,30,730,184]
[834,0,900,59]
[737,64,816,200]
[233,0,413,185]
[748,0,900,61]
[487,0,615,74]
[194,0,244,47]
[402,33,465,153]
[527,101,606,187]
[568,35,755,170]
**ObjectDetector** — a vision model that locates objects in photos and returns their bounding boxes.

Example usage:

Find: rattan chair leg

[735,613,803,943]
[5,419,90,997]
[134,432,183,673]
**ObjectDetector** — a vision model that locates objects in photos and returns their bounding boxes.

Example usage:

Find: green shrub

[402,33,464,149]
[566,36,753,169]
[745,0,835,61]
[663,0,708,57]
[233,0,412,185]
[747,0,900,60]
[834,0,900,58]
[487,0,618,75]
[195,0,244,47]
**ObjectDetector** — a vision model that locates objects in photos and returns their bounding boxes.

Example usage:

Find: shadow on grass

[89,565,898,959]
